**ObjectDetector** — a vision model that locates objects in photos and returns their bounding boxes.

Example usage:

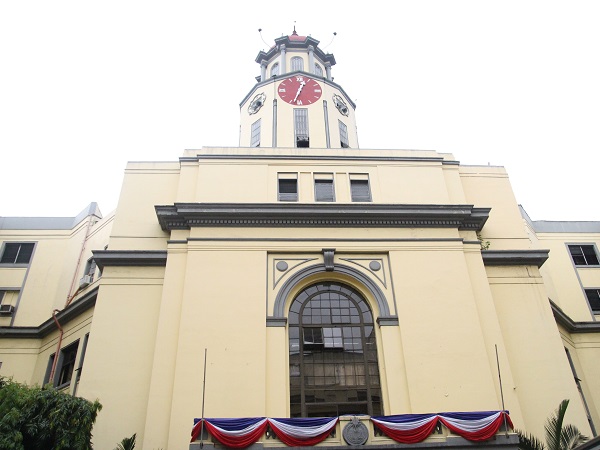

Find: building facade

[1,30,599,450]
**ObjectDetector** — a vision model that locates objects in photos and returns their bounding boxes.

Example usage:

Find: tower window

[314,63,323,77]
[585,289,600,314]
[250,119,261,147]
[270,63,279,77]
[294,109,309,148]
[291,56,304,72]
[339,120,349,148]
[314,174,335,202]
[1,242,35,265]
[278,173,298,202]
[350,175,372,202]
[568,245,600,266]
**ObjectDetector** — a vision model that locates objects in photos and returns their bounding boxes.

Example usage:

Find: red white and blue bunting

[192,411,512,448]
[372,411,513,443]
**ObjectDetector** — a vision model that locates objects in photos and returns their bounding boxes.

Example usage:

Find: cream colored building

[1,29,599,450]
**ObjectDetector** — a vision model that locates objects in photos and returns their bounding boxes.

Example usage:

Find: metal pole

[200,348,207,448]
[495,344,509,438]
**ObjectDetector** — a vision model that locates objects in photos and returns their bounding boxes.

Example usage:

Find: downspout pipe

[48,309,64,386]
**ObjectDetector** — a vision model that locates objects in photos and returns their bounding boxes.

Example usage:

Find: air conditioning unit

[79,275,93,288]
[0,304,14,315]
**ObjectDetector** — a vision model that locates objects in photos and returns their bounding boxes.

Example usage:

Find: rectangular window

[350,174,372,202]
[0,242,34,264]
[278,173,298,202]
[339,120,349,148]
[44,340,79,388]
[314,174,335,202]
[568,245,600,266]
[0,290,18,316]
[294,109,309,148]
[585,289,600,314]
[250,119,261,147]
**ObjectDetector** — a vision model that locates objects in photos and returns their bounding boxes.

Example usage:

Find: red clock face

[277,75,322,105]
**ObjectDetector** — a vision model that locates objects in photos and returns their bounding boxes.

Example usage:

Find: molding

[551,301,600,333]
[180,154,446,163]
[156,203,490,232]
[271,263,395,325]
[266,317,287,327]
[92,250,168,270]
[0,289,97,339]
[482,250,549,268]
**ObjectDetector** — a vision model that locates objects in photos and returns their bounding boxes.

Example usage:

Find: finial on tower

[292,21,298,36]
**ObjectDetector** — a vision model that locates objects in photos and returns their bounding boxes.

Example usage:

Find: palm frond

[115,433,136,450]
[545,399,569,450]
[517,429,546,450]
[560,424,588,450]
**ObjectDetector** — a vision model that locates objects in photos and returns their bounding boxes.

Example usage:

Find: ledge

[481,250,549,268]
[92,250,168,270]
[0,289,97,339]
[156,203,490,232]
[551,301,600,333]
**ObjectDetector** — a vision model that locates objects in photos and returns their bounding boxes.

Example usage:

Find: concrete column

[325,62,332,80]
[308,45,315,74]
[260,60,267,82]
[279,44,286,74]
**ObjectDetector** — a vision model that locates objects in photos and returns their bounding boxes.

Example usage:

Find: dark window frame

[314,177,335,202]
[585,289,600,314]
[0,242,35,265]
[568,244,600,266]
[278,175,298,202]
[350,176,372,202]
[288,282,382,418]
[44,340,80,389]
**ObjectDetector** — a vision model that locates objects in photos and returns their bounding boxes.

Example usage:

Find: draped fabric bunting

[191,417,337,448]
[371,411,513,443]
[370,413,439,444]
[268,417,339,447]
[191,411,512,447]
[191,417,268,448]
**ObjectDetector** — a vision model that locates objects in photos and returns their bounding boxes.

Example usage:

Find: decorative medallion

[248,92,266,114]
[342,416,369,445]
[332,94,349,116]
[369,260,381,271]
[276,261,288,272]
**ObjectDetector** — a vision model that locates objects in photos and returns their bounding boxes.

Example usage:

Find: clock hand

[293,81,306,102]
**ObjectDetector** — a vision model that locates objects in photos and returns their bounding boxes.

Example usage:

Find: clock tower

[240,28,358,149]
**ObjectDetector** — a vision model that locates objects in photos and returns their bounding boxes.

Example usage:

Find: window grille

[251,119,261,147]
[291,56,304,72]
[339,120,349,148]
[294,109,309,148]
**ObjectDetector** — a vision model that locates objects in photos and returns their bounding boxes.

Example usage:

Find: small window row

[278,173,371,203]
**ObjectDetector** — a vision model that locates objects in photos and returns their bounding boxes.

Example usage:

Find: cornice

[155,203,490,232]
[92,250,168,270]
[551,301,600,333]
[0,289,97,339]
[481,250,549,268]
[180,153,447,163]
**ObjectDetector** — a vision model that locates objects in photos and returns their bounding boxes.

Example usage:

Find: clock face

[277,75,322,105]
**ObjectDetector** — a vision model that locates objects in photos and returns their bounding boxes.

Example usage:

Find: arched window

[291,56,304,72]
[271,63,279,77]
[314,63,323,77]
[288,282,382,417]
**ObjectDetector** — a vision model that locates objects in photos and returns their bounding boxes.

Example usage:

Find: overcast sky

[1,1,598,221]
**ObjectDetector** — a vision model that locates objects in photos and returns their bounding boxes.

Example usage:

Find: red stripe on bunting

[268,420,337,447]
[439,412,513,442]
[371,417,438,444]
[203,420,268,448]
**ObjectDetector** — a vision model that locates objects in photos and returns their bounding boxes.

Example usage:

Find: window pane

[250,119,261,147]
[315,180,335,202]
[569,245,599,265]
[339,120,349,148]
[585,289,600,313]
[278,179,298,202]
[294,109,309,148]
[291,56,304,72]
[351,179,371,202]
